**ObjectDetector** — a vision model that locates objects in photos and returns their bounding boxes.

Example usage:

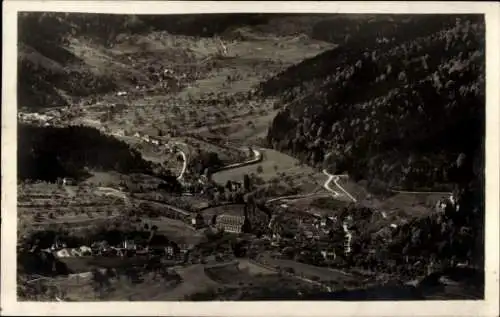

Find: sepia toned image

[2,1,499,316]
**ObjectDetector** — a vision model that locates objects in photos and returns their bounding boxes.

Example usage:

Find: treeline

[266,15,485,190]
[18,124,152,182]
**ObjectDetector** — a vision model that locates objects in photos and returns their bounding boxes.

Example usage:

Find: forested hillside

[264,15,486,284]
[265,15,485,191]
[18,124,152,181]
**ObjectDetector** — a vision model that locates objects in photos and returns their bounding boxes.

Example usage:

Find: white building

[215,214,245,234]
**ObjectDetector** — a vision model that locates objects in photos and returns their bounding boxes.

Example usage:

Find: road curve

[177,150,187,180]
[322,169,357,203]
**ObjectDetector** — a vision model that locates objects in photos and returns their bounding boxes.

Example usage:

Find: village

[18,108,462,283]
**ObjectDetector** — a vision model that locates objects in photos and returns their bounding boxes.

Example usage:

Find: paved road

[111,130,358,207]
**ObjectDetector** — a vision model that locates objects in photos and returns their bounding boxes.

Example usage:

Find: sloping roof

[216,214,245,226]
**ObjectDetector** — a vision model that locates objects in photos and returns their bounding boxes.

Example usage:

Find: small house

[62,178,75,186]
[320,250,336,261]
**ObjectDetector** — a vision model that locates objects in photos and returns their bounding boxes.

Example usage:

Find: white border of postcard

[2,1,499,316]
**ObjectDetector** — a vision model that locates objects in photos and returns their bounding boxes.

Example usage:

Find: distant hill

[17,12,353,111]
[18,124,152,181]
[264,15,485,191]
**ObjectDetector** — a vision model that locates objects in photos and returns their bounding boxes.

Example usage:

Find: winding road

[322,170,357,203]
[108,129,358,208]
[30,127,359,242]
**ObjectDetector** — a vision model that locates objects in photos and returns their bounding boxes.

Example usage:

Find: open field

[289,196,352,218]
[212,148,326,194]
[155,264,219,300]
[186,106,279,145]
[146,217,204,246]
[257,253,361,287]
[361,192,448,224]
[204,261,281,287]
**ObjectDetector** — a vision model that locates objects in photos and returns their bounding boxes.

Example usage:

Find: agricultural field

[198,204,247,220]
[212,148,326,195]
[256,253,363,289]
[18,182,129,235]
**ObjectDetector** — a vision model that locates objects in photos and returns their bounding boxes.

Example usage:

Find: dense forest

[265,15,485,191]
[18,124,152,181]
[264,15,485,288]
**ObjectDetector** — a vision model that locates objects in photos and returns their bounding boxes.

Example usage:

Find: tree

[243,174,251,192]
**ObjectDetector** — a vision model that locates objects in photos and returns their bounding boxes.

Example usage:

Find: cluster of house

[18,111,54,126]
[46,239,190,261]
[297,213,339,240]
[133,132,162,146]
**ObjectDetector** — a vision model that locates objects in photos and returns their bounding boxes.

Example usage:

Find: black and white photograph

[2,1,499,316]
